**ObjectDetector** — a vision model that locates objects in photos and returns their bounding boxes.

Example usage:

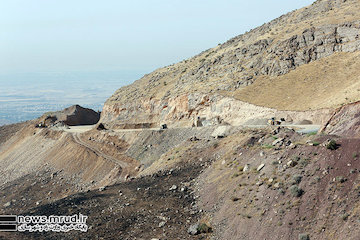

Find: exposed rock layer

[101,93,332,128]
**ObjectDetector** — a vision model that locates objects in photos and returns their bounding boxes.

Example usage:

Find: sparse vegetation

[232,173,240,178]
[197,223,212,234]
[312,141,320,146]
[298,158,310,168]
[341,213,350,221]
[278,188,285,195]
[314,176,321,182]
[307,131,317,136]
[326,140,338,150]
[263,144,274,149]
[290,185,304,197]
[298,233,310,240]
[336,176,347,183]
[292,175,303,184]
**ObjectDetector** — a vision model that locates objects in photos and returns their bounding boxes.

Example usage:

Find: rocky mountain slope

[101,0,360,128]
[3,0,360,239]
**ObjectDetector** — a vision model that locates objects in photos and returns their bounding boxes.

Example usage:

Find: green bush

[312,141,320,146]
[197,223,212,233]
[292,175,303,184]
[298,233,310,240]
[307,131,317,136]
[326,140,338,150]
[341,213,349,221]
[336,176,347,183]
[263,144,274,149]
[298,158,310,168]
[290,185,304,197]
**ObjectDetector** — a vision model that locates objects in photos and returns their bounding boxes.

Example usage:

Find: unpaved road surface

[242,124,321,133]
[64,124,321,134]
[72,133,128,169]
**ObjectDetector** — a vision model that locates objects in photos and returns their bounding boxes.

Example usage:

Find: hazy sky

[1,0,315,74]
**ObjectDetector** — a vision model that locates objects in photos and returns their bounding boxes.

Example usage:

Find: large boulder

[41,105,100,126]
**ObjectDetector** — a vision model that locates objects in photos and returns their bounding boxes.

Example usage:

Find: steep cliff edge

[321,101,360,137]
[101,0,360,127]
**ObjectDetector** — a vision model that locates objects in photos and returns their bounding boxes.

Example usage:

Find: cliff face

[102,0,360,127]
[321,101,360,137]
[101,93,332,128]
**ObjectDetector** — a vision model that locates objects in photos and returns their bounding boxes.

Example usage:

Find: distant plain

[0,70,145,125]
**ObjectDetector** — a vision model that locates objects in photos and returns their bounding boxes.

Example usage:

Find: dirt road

[65,124,321,135]
[72,133,128,169]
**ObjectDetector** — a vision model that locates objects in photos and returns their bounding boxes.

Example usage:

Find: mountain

[2,1,360,239]
[101,0,360,128]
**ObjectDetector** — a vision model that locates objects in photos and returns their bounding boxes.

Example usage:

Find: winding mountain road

[72,133,128,169]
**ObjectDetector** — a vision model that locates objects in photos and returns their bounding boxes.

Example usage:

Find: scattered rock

[97,123,107,130]
[189,136,200,141]
[256,181,263,186]
[257,163,265,171]
[188,224,199,235]
[272,138,284,146]
[211,126,230,138]
[243,164,250,172]
[158,221,166,228]
[169,185,177,191]
[287,160,297,167]
[289,143,297,149]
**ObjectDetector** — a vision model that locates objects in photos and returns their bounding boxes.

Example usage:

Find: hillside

[101,0,360,127]
[3,0,360,239]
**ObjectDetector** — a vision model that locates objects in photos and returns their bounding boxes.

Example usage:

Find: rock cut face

[321,101,360,137]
